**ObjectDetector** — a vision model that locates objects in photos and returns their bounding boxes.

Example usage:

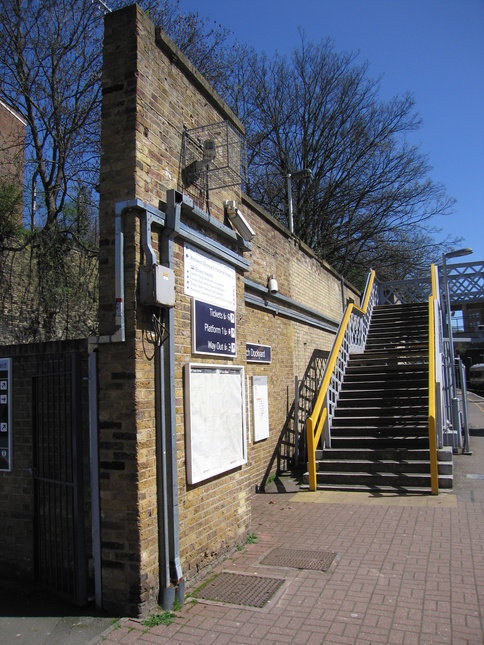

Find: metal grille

[445,261,484,304]
[182,121,247,191]
[261,548,337,571]
[32,352,87,605]
[378,277,432,305]
[196,572,284,608]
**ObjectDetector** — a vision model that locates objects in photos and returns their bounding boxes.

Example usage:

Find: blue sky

[180,0,484,264]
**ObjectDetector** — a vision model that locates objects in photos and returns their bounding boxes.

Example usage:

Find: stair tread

[331,435,429,440]
[313,470,431,477]
[301,483,434,494]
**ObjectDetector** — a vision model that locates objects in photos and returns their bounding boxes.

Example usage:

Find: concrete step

[334,404,427,414]
[372,304,428,317]
[300,482,433,494]
[315,447,431,461]
[316,459,431,474]
[345,363,428,374]
[330,436,430,449]
[314,458,453,476]
[331,417,429,429]
[336,396,427,408]
[302,470,453,490]
[348,357,428,368]
[305,470,434,488]
[300,476,453,493]
[362,344,428,354]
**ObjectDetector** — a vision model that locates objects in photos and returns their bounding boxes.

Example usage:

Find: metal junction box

[139,264,175,307]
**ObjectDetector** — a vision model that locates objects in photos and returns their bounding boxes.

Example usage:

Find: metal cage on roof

[182,120,247,191]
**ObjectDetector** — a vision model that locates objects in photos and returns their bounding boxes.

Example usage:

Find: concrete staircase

[306,303,453,492]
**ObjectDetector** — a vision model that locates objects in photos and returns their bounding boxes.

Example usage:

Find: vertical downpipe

[158,190,184,609]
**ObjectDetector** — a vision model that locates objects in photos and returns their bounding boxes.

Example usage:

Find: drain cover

[261,548,337,571]
[196,572,284,608]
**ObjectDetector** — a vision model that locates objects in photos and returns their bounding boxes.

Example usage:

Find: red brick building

[0,99,26,223]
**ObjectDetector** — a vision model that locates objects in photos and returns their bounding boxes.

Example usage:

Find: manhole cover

[196,572,284,608]
[261,548,337,571]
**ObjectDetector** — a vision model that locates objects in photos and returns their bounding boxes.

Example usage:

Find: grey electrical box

[139,264,175,307]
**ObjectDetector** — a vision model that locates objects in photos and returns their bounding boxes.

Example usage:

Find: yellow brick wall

[99,4,360,616]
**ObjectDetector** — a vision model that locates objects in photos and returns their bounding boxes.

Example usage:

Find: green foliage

[245,532,259,544]
[143,610,174,627]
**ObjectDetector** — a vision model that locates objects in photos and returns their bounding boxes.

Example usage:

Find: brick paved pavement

[98,394,484,645]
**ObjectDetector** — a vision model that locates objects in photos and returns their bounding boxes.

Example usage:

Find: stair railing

[257,349,330,493]
[306,270,377,491]
[428,264,440,494]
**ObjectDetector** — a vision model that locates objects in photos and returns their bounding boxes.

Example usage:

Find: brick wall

[98,5,360,617]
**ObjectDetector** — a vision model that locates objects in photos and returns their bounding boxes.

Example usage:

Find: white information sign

[252,376,269,442]
[184,244,236,311]
[184,363,246,484]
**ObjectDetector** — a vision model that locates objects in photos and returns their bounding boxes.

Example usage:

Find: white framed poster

[252,376,269,442]
[184,363,247,484]
[184,244,236,310]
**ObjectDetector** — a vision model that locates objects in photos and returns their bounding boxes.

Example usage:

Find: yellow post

[306,417,317,491]
[428,294,439,495]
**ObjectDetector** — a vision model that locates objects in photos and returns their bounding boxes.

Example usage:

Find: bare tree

[218,35,456,284]
[0,0,233,341]
[0,0,232,232]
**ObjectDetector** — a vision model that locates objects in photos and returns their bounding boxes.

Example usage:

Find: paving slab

[2,391,484,645]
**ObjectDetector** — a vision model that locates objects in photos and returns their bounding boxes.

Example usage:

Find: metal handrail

[306,270,376,491]
[457,357,471,454]
[428,264,439,494]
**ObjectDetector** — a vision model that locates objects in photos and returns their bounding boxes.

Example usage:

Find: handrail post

[306,417,317,491]
[428,293,439,495]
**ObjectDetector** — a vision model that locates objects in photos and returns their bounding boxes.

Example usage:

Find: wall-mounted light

[223,200,255,242]
[268,275,278,294]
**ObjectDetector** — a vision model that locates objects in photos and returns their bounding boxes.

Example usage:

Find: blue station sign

[192,300,236,357]
[246,343,272,363]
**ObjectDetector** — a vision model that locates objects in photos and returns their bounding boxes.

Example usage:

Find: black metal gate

[32,352,87,605]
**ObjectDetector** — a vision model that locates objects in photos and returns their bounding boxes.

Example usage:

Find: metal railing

[306,270,377,491]
[380,268,467,452]
[257,350,329,492]
[379,276,432,305]
[304,263,471,493]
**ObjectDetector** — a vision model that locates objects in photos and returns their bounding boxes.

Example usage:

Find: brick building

[0,99,26,222]
[0,5,361,617]
[95,5,359,616]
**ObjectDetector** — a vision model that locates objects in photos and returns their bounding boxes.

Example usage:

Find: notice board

[184,363,247,484]
[252,376,269,442]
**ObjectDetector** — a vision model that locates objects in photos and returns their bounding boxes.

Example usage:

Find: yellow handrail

[306,270,376,491]
[428,265,439,494]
